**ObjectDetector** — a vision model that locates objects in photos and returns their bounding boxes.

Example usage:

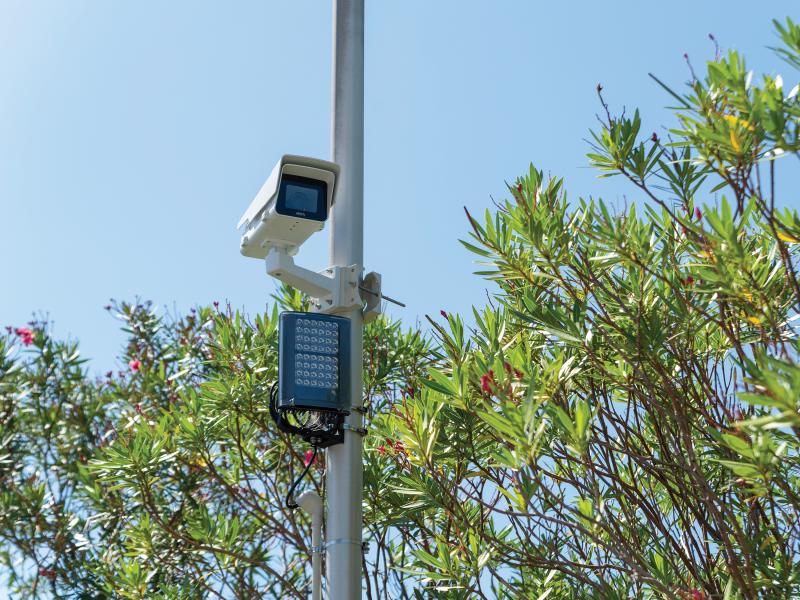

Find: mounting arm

[265,246,362,315]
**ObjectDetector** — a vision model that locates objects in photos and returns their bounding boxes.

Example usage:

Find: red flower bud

[694,207,702,221]
[685,275,694,285]
[377,445,386,455]
[440,310,448,319]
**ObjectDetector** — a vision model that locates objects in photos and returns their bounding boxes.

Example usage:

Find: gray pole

[328,0,364,598]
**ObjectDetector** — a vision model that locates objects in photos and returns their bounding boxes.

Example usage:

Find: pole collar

[324,538,367,551]
[342,423,367,436]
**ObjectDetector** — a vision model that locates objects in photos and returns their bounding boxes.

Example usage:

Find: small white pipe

[295,490,323,600]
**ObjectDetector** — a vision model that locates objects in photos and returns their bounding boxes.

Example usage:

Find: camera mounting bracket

[265,247,362,315]
[359,271,382,323]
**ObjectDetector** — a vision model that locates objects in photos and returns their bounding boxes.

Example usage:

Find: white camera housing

[238,155,339,257]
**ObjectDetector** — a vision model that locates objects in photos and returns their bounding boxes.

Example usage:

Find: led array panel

[294,319,339,389]
[295,319,339,355]
[278,311,350,414]
[294,353,339,388]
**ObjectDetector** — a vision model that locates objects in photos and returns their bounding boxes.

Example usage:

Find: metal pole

[328,0,364,599]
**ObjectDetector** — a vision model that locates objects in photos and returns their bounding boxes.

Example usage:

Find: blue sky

[1,1,796,375]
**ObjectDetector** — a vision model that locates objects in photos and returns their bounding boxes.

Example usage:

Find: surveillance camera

[238,155,340,257]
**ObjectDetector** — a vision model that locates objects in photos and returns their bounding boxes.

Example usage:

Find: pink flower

[480,372,495,394]
[377,445,386,455]
[303,450,317,466]
[129,359,142,372]
[14,327,34,346]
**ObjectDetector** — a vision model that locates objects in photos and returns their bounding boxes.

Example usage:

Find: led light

[294,353,339,389]
[295,318,339,355]
[278,311,351,416]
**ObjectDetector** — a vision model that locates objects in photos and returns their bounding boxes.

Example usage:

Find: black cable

[268,381,282,427]
[269,379,346,446]
[285,446,318,509]
[269,381,301,436]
